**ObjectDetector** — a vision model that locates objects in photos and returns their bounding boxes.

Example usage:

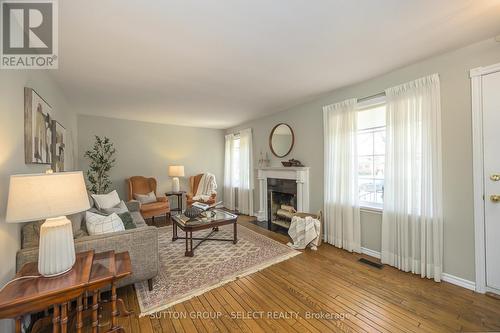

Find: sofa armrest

[16,226,159,287]
[126,200,141,212]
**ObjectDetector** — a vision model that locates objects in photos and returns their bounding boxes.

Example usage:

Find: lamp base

[172,177,180,192]
[38,216,76,277]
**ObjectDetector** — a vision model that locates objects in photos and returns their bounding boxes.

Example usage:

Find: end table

[165,191,185,215]
[0,250,132,333]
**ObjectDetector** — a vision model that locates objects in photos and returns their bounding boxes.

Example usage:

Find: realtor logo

[1,0,58,69]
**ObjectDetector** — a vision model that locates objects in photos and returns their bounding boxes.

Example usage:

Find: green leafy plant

[84,136,116,194]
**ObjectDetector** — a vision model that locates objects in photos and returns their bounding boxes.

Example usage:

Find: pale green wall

[229,38,500,282]
[77,115,225,206]
[0,72,77,331]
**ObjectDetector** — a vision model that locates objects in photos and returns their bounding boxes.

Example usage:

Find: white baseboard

[442,273,476,291]
[361,247,381,259]
[359,248,476,291]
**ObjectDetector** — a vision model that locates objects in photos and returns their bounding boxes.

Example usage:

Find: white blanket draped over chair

[193,173,217,201]
[287,215,321,250]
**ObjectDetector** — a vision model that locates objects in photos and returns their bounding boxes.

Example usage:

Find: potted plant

[84,136,116,194]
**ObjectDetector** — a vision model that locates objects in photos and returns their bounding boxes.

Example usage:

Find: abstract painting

[51,121,66,172]
[24,88,53,165]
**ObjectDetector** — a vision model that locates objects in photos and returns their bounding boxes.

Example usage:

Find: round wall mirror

[269,123,294,158]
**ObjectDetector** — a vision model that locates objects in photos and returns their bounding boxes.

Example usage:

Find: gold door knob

[490,195,500,203]
[491,174,500,181]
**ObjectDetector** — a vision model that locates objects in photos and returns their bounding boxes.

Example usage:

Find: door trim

[470,63,500,293]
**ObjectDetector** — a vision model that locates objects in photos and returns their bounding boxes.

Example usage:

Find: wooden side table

[166,191,185,215]
[86,251,132,333]
[0,250,132,333]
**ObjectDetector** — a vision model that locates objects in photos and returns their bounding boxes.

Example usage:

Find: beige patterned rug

[135,224,300,316]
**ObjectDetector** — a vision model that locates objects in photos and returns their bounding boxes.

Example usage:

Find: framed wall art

[51,120,66,172]
[24,88,53,165]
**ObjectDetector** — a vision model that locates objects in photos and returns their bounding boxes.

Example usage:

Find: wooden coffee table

[172,209,238,256]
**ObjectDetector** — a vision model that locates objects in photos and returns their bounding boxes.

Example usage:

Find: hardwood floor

[96,215,500,332]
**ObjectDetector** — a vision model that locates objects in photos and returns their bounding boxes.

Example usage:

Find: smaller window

[357,100,386,210]
[232,137,240,187]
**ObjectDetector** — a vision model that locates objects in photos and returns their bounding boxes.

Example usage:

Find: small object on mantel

[281,158,304,167]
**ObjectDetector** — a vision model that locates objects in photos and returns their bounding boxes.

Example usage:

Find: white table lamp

[168,165,184,192]
[6,171,90,277]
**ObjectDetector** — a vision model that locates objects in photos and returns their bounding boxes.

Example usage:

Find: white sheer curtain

[382,74,443,281]
[238,128,254,215]
[323,99,361,252]
[223,133,236,210]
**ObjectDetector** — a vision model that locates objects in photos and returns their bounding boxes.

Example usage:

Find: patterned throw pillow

[118,212,136,230]
[133,191,157,204]
[85,211,125,235]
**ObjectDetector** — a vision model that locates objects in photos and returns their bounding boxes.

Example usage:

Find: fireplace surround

[256,167,310,224]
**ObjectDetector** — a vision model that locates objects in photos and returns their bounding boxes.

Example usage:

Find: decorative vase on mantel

[258,150,270,168]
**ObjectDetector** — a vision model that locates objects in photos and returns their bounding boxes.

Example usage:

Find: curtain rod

[357,92,385,103]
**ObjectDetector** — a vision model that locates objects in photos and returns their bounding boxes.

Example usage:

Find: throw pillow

[85,211,125,236]
[101,200,129,215]
[118,212,136,230]
[134,191,157,204]
[91,190,121,210]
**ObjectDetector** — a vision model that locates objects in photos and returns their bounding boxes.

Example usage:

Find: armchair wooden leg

[148,279,153,291]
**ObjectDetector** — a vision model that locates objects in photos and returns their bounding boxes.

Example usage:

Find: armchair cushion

[134,191,157,204]
[187,192,216,206]
[141,201,169,212]
[157,195,168,202]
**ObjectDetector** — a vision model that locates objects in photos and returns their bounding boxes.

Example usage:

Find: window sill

[360,205,383,214]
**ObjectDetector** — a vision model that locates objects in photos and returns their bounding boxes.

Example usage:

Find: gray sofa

[16,200,158,290]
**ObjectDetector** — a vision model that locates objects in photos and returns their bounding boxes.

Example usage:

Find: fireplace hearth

[256,167,309,229]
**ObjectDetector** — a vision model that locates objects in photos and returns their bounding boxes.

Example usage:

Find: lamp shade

[6,171,90,223]
[168,165,185,177]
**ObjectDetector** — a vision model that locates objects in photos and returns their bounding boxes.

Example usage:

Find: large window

[357,101,386,209]
[232,136,240,187]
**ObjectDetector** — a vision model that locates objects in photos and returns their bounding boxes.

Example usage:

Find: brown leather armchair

[186,174,217,207]
[127,176,170,220]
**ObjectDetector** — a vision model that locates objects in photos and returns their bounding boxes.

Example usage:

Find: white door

[482,70,500,292]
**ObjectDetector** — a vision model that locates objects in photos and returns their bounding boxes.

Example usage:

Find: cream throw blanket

[193,173,217,201]
[287,216,321,250]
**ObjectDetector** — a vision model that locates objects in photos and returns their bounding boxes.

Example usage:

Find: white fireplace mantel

[256,167,310,222]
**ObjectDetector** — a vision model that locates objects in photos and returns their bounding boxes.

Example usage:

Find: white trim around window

[357,94,386,109]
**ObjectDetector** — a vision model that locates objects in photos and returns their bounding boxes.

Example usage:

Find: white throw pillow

[133,191,157,204]
[91,190,121,209]
[101,200,129,215]
[85,211,125,235]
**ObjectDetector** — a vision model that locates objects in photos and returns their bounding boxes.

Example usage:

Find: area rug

[134,224,300,316]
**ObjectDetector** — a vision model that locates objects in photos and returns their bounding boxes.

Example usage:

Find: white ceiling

[56,0,500,129]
